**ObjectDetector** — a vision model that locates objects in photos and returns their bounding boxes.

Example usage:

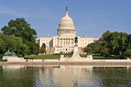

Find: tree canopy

[1,18,37,42]
[39,43,46,54]
[0,18,39,56]
[84,30,131,58]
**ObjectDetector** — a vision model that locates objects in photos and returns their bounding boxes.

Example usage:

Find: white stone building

[36,7,99,54]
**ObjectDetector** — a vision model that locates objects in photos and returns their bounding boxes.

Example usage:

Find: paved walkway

[0,60,131,67]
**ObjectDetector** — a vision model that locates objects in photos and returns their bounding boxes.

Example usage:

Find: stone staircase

[46,47,55,54]
[78,48,86,55]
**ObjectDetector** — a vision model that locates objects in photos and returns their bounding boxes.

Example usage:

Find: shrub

[0,54,3,59]
[123,49,131,58]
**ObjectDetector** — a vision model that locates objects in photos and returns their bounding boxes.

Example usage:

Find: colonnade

[58,38,75,47]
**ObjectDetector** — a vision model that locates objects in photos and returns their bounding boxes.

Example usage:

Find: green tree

[107,32,128,57]
[2,18,37,40]
[1,18,39,55]
[100,30,111,41]
[126,34,131,49]
[40,43,46,54]
[84,30,129,58]
[100,46,110,56]
[84,47,93,54]
[123,49,131,58]
[0,34,29,56]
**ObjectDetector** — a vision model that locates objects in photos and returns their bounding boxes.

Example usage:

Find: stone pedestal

[71,45,81,58]
[60,54,64,58]
[87,55,93,60]
[2,56,17,60]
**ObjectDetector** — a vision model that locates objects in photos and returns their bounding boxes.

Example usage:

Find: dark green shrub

[0,54,3,59]
[123,49,131,58]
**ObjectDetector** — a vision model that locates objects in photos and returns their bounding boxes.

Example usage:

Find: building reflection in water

[37,65,103,87]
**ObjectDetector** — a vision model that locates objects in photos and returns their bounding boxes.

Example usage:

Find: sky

[0,0,131,38]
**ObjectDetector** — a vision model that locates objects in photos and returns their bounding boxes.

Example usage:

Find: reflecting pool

[0,65,131,87]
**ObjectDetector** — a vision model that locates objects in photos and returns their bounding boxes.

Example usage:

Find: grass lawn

[64,54,87,58]
[93,56,121,59]
[93,56,105,59]
[25,54,88,59]
[25,54,117,59]
[64,55,114,59]
[25,55,60,59]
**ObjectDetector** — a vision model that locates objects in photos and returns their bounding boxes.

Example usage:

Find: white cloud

[0,6,29,17]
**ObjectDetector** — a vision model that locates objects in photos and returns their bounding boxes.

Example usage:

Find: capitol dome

[57,7,76,36]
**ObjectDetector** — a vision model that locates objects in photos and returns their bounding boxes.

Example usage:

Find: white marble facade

[36,7,99,54]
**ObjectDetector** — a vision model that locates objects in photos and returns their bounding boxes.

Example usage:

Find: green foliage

[126,34,131,49]
[0,34,28,56]
[0,54,3,59]
[100,30,112,41]
[1,18,37,40]
[84,47,93,54]
[107,32,128,56]
[84,30,130,59]
[100,47,110,56]
[123,49,131,58]
[0,18,39,56]
[85,41,102,54]
[39,43,46,53]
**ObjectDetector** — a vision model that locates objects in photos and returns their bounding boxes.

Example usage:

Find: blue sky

[0,0,131,37]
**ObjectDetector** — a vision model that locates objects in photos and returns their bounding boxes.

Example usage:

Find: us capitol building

[36,7,99,54]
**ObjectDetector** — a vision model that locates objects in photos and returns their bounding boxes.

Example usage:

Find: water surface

[0,65,131,87]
